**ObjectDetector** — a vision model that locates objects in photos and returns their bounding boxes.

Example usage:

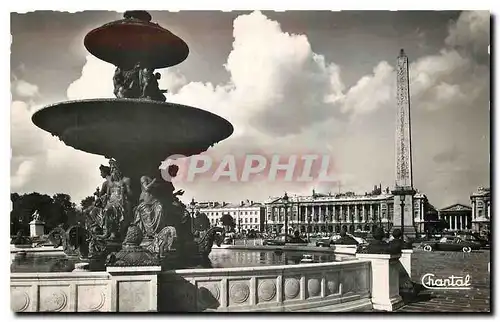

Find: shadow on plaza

[158,271,220,313]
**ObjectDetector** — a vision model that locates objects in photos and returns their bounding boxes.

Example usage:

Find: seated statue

[388,229,413,251]
[139,66,167,102]
[133,176,167,239]
[113,64,141,99]
[99,160,132,240]
[334,229,359,245]
[358,228,401,254]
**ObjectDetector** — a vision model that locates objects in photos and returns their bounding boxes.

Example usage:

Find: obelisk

[392,49,416,237]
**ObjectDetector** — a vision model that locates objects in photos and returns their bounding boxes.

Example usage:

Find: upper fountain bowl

[84,11,189,69]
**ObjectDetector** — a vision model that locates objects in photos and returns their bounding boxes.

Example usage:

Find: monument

[392,49,417,237]
[33,11,232,269]
[29,210,45,238]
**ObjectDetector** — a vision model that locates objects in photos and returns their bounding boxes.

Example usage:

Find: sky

[10,10,490,208]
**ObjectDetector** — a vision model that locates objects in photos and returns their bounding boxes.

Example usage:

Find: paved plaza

[397,249,491,313]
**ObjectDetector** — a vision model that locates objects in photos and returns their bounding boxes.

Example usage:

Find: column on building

[304,205,309,232]
[420,200,424,232]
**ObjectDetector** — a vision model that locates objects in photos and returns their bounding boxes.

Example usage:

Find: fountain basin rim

[10,258,366,279]
[33,98,233,125]
[159,258,364,275]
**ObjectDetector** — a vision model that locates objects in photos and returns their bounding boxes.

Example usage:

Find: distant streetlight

[189,198,196,233]
[283,192,289,240]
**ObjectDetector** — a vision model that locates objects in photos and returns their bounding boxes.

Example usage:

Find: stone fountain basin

[32,99,234,159]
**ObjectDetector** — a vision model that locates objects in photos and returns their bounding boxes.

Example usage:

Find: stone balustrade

[11,248,413,312]
[158,259,371,312]
[11,271,111,312]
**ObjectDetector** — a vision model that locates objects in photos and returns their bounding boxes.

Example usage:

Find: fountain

[11,11,408,312]
[31,10,232,270]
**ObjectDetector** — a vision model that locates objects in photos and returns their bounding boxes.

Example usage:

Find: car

[315,235,341,247]
[456,233,490,249]
[420,236,481,252]
[263,234,307,246]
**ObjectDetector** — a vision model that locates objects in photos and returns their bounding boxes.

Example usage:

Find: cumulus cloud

[340,61,394,116]
[10,99,106,200]
[445,10,490,62]
[66,55,116,100]
[12,79,39,98]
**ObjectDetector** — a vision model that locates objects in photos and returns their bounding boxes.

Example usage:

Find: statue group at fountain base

[48,160,223,270]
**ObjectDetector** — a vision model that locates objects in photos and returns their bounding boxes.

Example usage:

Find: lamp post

[189,198,196,233]
[283,192,289,240]
[307,214,312,241]
[399,198,405,236]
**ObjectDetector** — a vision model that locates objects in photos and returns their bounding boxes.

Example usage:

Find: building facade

[264,189,430,235]
[470,187,491,233]
[438,204,472,231]
[195,200,266,232]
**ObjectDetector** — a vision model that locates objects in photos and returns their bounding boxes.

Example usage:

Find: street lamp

[283,192,289,240]
[399,198,405,236]
[189,198,196,233]
[307,214,312,241]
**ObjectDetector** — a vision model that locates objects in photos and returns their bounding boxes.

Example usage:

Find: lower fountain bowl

[32,98,234,159]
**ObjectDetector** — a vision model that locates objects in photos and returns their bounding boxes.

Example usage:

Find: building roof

[196,200,264,210]
[265,193,395,204]
[439,203,472,212]
[471,186,491,198]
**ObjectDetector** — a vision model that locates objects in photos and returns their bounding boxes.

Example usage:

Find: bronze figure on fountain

[113,63,167,102]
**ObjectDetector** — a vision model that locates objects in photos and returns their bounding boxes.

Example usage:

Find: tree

[51,193,78,229]
[81,196,95,210]
[220,214,235,231]
[10,192,54,234]
[10,192,81,235]
[193,212,210,231]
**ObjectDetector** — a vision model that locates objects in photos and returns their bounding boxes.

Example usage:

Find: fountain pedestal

[107,265,161,312]
[29,219,44,238]
[356,253,403,311]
